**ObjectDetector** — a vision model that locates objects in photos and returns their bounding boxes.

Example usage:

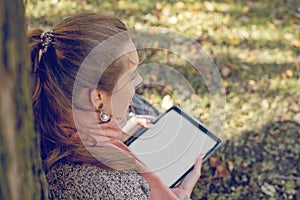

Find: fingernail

[147,119,154,124]
[148,123,154,128]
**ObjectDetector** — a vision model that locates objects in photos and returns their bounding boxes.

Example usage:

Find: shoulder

[47,162,150,200]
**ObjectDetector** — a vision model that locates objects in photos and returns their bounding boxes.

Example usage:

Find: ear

[90,89,102,109]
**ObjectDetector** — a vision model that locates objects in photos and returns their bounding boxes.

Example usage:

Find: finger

[142,122,154,128]
[135,118,154,128]
[135,115,156,120]
[192,154,205,176]
[196,154,205,166]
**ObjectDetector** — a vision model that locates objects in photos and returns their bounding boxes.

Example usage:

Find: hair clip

[40,30,54,53]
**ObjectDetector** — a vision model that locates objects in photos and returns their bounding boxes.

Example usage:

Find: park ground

[26,0,299,199]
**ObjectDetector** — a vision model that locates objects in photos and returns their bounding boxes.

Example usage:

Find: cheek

[126,84,136,103]
[113,84,134,106]
[134,73,143,87]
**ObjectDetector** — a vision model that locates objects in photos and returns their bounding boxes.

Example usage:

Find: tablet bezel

[125,105,222,187]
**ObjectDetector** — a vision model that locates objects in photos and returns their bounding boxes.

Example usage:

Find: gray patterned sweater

[47,162,150,199]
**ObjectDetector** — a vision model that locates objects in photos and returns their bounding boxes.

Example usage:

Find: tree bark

[0,0,48,199]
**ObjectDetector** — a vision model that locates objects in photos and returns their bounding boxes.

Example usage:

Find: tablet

[125,106,222,187]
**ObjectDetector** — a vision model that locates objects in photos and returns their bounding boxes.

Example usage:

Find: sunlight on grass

[25,0,300,198]
[26,0,300,151]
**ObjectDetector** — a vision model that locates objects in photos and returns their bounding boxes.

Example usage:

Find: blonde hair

[28,13,135,172]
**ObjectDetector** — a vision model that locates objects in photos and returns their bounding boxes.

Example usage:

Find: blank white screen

[128,110,217,187]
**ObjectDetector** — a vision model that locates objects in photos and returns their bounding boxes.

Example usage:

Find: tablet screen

[127,106,221,187]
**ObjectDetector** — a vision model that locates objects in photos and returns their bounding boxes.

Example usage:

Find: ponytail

[28,28,75,165]
[28,13,130,172]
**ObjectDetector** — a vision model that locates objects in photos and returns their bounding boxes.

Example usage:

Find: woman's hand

[179,154,205,197]
[121,114,155,141]
[132,114,155,128]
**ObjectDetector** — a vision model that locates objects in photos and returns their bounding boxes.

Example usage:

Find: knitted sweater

[47,162,150,199]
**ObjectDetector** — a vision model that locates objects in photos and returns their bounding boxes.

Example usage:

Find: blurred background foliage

[25,0,299,199]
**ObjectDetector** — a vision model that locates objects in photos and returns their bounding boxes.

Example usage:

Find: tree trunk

[0,0,48,199]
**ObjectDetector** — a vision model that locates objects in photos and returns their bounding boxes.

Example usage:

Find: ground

[26,0,299,199]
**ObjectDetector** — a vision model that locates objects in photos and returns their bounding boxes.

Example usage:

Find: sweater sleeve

[47,163,150,200]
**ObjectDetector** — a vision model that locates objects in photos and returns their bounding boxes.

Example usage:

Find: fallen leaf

[261,99,269,110]
[223,80,229,89]
[280,72,287,78]
[242,5,250,13]
[240,30,249,38]
[285,69,293,77]
[268,22,276,30]
[291,39,300,47]
[221,67,231,77]
[155,2,162,10]
[162,48,168,55]
[190,4,201,12]
[261,182,276,196]
[241,64,251,71]
[241,162,248,168]
[228,160,234,172]
[210,157,221,167]
[293,113,300,124]
[150,75,157,82]
[248,80,256,86]
[204,1,214,12]
[215,165,228,178]
[226,62,238,69]
[175,1,185,9]
[240,15,249,24]
[284,33,294,40]
[168,16,178,24]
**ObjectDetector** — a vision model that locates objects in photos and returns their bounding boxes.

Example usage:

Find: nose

[134,72,143,87]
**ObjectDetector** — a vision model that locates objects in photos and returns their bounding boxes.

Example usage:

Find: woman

[28,13,204,199]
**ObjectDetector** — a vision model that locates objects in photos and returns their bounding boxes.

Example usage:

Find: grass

[26,0,300,199]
